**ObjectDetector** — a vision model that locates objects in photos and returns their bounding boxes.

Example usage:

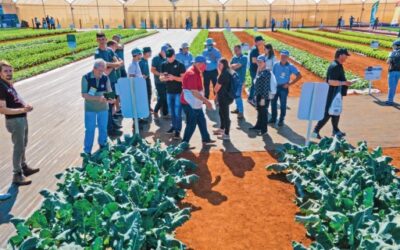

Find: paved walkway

[0,29,399,245]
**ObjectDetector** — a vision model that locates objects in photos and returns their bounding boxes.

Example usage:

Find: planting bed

[234,31,324,97]
[0,28,75,42]
[266,31,394,93]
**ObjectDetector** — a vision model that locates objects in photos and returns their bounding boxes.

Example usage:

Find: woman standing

[250,55,277,136]
[264,43,278,71]
[214,58,234,141]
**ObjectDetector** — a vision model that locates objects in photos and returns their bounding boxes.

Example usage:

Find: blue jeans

[271,86,289,122]
[167,93,182,132]
[235,83,244,113]
[248,72,256,101]
[388,71,400,102]
[84,110,108,154]
[182,104,211,143]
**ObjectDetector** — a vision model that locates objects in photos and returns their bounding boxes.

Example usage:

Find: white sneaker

[218,134,230,140]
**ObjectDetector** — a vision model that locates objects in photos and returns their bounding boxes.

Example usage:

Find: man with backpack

[387,40,400,106]
[230,44,248,119]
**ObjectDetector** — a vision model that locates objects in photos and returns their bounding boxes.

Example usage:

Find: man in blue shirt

[140,47,152,111]
[202,38,221,99]
[271,18,276,32]
[176,42,193,70]
[230,44,248,119]
[271,50,302,126]
[248,35,265,105]
[112,35,127,78]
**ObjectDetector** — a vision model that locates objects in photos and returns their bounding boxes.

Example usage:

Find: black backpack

[389,50,400,71]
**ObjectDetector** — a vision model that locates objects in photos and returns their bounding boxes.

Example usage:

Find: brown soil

[265,31,395,94]
[234,32,325,97]
[383,148,400,169]
[176,151,311,250]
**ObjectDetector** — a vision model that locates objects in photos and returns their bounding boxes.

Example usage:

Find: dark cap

[335,48,350,58]
[143,47,152,53]
[393,40,400,47]
[166,48,175,58]
[254,35,264,42]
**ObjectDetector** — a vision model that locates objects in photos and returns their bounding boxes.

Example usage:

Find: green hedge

[0,28,75,42]
[339,30,397,42]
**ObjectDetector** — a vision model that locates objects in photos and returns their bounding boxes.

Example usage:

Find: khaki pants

[5,117,28,174]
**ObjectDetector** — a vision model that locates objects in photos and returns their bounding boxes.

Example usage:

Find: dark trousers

[219,101,231,135]
[120,67,127,78]
[182,104,211,143]
[145,78,152,109]
[154,83,168,116]
[271,86,288,122]
[314,109,340,133]
[248,72,256,101]
[255,95,270,133]
[271,24,275,32]
[203,69,218,99]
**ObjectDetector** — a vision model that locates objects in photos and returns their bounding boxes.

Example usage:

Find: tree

[254,15,257,27]
[215,11,220,28]
[197,14,202,28]
[236,18,240,28]
[158,16,163,28]
[206,11,210,29]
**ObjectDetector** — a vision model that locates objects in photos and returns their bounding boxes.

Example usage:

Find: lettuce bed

[0,29,75,42]
[267,138,400,249]
[189,29,208,56]
[8,136,197,250]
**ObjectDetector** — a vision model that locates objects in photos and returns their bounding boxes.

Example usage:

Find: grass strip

[0,28,75,42]
[189,30,208,56]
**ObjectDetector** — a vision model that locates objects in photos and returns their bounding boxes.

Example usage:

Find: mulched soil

[234,31,324,97]
[265,31,395,94]
[176,151,311,250]
[383,148,400,169]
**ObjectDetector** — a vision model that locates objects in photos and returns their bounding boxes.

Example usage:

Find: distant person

[287,18,291,30]
[95,32,124,137]
[282,18,287,29]
[0,60,40,186]
[181,56,215,145]
[349,16,355,29]
[214,58,235,141]
[249,55,277,136]
[264,43,278,71]
[176,42,193,70]
[373,17,379,30]
[271,18,276,32]
[42,18,47,29]
[34,17,40,29]
[185,18,190,31]
[270,50,302,127]
[50,17,55,29]
[313,48,354,139]
[81,59,114,155]
[45,15,50,29]
[230,44,248,119]
[386,40,400,106]
[112,35,127,78]
[160,48,186,139]
[139,47,153,112]
[337,16,343,30]
[249,35,265,105]
[202,38,221,99]
[152,45,169,118]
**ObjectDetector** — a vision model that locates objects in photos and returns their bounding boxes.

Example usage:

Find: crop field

[1,27,400,250]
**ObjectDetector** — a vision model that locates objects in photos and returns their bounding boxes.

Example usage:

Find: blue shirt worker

[81,59,114,155]
[152,45,169,117]
[202,38,221,99]
[140,47,153,111]
[230,44,248,119]
[112,35,127,78]
[128,48,143,78]
[249,35,265,104]
[271,50,302,126]
[271,18,276,32]
[176,42,194,70]
[386,40,400,106]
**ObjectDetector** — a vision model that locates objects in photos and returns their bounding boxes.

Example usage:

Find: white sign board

[298,83,329,121]
[116,77,149,119]
[370,41,379,49]
[364,66,382,81]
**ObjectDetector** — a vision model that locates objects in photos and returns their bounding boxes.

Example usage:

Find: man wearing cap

[181,56,215,146]
[313,48,354,139]
[230,44,248,119]
[152,45,169,117]
[202,38,221,99]
[160,48,186,139]
[271,49,302,127]
[128,48,143,78]
[386,40,400,105]
[176,43,194,70]
[249,35,265,105]
[140,47,153,111]
[112,35,127,78]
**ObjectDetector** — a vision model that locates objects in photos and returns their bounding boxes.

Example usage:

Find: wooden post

[95,0,101,28]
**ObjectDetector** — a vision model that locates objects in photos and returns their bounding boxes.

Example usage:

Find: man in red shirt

[181,56,215,146]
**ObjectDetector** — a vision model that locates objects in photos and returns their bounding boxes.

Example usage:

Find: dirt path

[266,31,394,94]
[176,151,311,250]
[234,32,324,97]
[383,148,400,168]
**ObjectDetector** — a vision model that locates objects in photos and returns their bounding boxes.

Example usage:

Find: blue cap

[257,55,266,62]
[280,50,290,56]
[161,45,169,52]
[393,40,400,47]
[131,48,142,56]
[193,55,206,64]
[204,38,215,46]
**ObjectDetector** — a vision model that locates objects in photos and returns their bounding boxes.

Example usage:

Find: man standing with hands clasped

[313,48,355,139]
[271,50,302,127]
[202,38,221,99]
[0,61,39,186]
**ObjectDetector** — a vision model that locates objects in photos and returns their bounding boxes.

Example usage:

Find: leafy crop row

[267,138,400,250]
[298,29,393,49]
[8,136,197,249]
[246,30,369,90]
[189,30,209,56]
[338,30,397,42]
[278,29,389,61]
[0,28,75,42]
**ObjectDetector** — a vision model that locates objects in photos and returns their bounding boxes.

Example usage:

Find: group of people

[270,18,291,32]
[34,15,56,29]
[185,17,193,31]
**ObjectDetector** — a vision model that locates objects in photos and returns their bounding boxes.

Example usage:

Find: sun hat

[257,55,266,62]
[181,42,190,49]
[131,48,142,56]
[280,49,290,56]
[193,55,207,64]
[204,38,216,46]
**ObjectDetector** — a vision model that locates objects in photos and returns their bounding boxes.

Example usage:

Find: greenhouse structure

[12,0,400,29]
